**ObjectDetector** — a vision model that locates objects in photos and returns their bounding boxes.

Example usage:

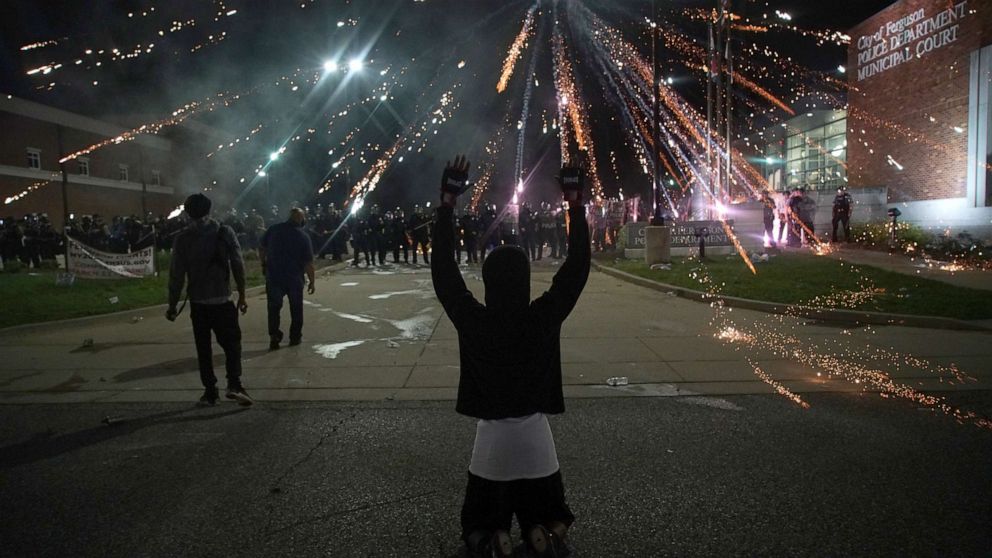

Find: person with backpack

[432,155,589,558]
[166,193,253,407]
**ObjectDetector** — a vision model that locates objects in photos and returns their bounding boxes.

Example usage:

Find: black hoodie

[431,205,590,420]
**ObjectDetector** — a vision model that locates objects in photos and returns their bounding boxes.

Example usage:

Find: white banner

[67,237,155,279]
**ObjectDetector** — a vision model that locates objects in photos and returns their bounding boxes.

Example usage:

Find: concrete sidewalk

[1,261,990,406]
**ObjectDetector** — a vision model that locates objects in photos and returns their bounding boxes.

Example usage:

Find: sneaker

[527,525,571,557]
[269,332,283,351]
[288,337,302,347]
[467,531,513,558]
[196,388,219,407]
[226,386,254,406]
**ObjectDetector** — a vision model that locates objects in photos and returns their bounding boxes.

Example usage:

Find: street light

[269,151,280,162]
[323,60,339,73]
[349,58,363,72]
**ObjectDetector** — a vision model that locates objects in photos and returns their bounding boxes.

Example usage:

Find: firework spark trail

[849,107,992,174]
[22,4,238,85]
[514,8,545,188]
[346,87,460,204]
[583,33,683,214]
[550,14,604,200]
[497,3,538,93]
[742,355,811,409]
[550,29,574,166]
[720,321,992,430]
[656,23,796,117]
[574,4,764,263]
[686,264,992,429]
[567,4,765,266]
[59,90,251,163]
[471,113,512,210]
[4,178,55,206]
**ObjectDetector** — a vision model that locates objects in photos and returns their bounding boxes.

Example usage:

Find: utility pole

[725,13,733,208]
[651,0,663,225]
[56,125,71,272]
[714,1,725,214]
[696,19,715,221]
[138,148,147,217]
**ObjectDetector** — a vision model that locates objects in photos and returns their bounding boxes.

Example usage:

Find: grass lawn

[0,253,265,329]
[600,252,992,320]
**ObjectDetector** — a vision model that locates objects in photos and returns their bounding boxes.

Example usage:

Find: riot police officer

[367,204,387,265]
[408,204,432,264]
[518,203,536,260]
[832,188,853,243]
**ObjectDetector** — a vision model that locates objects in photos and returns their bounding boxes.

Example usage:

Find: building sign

[625,220,736,249]
[67,237,155,279]
[625,222,647,248]
[856,0,969,81]
[669,221,735,248]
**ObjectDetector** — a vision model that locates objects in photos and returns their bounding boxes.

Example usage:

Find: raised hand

[440,155,472,207]
[557,165,585,204]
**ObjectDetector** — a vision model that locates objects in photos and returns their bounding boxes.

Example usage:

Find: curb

[593,262,992,332]
[0,261,348,335]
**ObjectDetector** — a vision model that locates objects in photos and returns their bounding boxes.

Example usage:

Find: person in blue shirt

[259,207,316,350]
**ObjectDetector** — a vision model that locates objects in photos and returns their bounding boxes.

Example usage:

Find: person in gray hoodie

[167,193,253,407]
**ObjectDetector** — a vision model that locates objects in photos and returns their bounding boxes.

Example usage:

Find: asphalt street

[2,261,991,556]
[1,394,990,557]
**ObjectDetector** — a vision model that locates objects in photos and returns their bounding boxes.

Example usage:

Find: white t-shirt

[469,413,560,482]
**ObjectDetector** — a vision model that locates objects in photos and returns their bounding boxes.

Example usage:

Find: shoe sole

[226,392,254,406]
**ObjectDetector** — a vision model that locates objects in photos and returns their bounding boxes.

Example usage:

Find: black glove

[558,166,585,204]
[440,155,471,207]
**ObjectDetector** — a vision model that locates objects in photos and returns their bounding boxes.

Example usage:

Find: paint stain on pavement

[369,289,428,300]
[319,310,375,323]
[313,340,368,359]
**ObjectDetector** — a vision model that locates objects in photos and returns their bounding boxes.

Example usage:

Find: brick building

[0,95,179,228]
[848,0,992,235]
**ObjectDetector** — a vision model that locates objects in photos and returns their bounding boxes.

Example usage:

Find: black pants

[788,219,802,247]
[464,238,478,263]
[267,279,304,342]
[832,214,850,242]
[352,242,369,266]
[461,471,574,544]
[412,238,429,263]
[393,238,409,263]
[190,302,242,390]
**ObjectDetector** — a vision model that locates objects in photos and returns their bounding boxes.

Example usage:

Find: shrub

[853,220,991,268]
[851,220,932,251]
[3,259,24,273]
[615,224,629,252]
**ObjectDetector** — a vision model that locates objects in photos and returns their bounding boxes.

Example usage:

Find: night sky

[0,0,895,210]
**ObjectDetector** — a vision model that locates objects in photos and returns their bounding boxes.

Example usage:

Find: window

[26,148,41,170]
[118,164,129,182]
[967,45,991,207]
[780,116,847,191]
[77,158,90,176]
[151,170,161,186]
